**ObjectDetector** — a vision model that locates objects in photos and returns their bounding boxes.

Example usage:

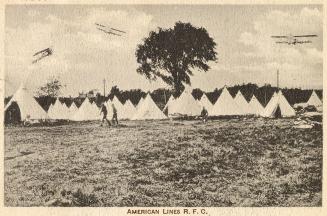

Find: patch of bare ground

[4,118,322,206]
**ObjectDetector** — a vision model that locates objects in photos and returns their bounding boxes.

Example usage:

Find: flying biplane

[95,23,126,36]
[271,34,317,45]
[32,47,53,64]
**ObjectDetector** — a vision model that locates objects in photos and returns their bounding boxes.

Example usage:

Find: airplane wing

[271,36,287,38]
[110,27,127,34]
[297,40,312,44]
[96,27,121,36]
[275,41,288,44]
[95,23,106,28]
[95,22,126,34]
[293,35,317,38]
[33,48,52,56]
[32,48,53,64]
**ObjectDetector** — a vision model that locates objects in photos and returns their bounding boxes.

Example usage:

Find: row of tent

[167,87,322,117]
[48,95,142,121]
[4,85,323,122]
[4,85,166,122]
[164,87,297,118]
[47,92,167,121]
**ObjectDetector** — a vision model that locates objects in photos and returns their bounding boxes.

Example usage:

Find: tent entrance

[5,102,21,124]
[273,105,282,118]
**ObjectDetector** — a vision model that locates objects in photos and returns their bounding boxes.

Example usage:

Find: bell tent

[136,97,145,110]
[4,85,47,123]
[131,93,167,120]
[233,91,252,115]
[71,98,100,121]
[306,91,322,108]
[92,101,99,110]
[69,102,78,113]
[198,93,213,111]
[111,96,125,117]
[163,95,175,112]
[261,91,296,118]
[209,87,242,116]
[249,95,264,115]
[68,102,78,119]
[168,90,202,116]
[48,99,70,120]
[122,99,137,119]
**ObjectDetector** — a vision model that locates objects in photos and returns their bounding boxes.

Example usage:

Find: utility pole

[277,69,279,89]
[264,83,267,106]
[103,79,106,97]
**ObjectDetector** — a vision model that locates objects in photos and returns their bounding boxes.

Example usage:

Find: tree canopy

[37,76,63,97]
[136,22,217,95]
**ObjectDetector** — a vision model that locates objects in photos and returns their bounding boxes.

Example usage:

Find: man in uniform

[100,103,111,126]
[200,106,208,123]
[112,104,119,125]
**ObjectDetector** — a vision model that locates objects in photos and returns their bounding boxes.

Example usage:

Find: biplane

[95,23,126,36]
[271,34,317,45]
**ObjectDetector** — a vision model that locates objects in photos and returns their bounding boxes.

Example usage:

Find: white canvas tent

[48,99,70,119]
[112,96,123,108]
[131,93,167,120]
[62,103,70,116]
[5,85,47,122]
[198,93,213,111]
[69,102,78,113]
[209,87,242,116]
[168,90,202,116]
[163,95,175,112]
[261,91,296,118]
[104,100,114,118]
[234,91,252,115]
[48,104,53,112]
[71,98,100,121]
[105,99,113,110]
[106,98,135,120]
[136,97,144,110]
[92,102,99,110]
[249,95,264,115]
[68,102,78,119]
[111,96,124,117]
[122,99,136,119]
[306,91,322,108]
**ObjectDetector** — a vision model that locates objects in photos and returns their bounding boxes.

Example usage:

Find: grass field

[4,117,322,207]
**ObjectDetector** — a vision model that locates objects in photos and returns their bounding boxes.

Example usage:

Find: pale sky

[5,5,323,97]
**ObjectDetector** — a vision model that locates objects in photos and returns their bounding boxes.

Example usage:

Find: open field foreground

[4,118,322,207]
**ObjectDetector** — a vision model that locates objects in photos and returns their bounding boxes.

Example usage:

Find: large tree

[37,76,63,97]
[136,22,217,95]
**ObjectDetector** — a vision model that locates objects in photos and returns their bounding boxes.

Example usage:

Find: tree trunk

[174,74,182,96]
[171,68,183,96]
[174,81,181,96]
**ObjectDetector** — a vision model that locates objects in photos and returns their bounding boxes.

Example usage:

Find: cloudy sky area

[5,5,323,96]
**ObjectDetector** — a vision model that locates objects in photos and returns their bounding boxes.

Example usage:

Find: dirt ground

[4,117,322,207]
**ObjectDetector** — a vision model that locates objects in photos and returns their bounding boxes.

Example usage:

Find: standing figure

[100,103,111,126]
[200,107,208,123]
[112,104,119,125]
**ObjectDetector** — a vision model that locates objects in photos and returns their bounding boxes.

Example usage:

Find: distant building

[78,92,87,98]
[87,92,94,98]
[78,89,100,99]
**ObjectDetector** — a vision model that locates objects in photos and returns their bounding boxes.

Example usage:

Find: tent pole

[164,90,167,104]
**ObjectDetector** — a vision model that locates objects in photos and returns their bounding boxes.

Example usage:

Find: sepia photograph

[2,2,324,211]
